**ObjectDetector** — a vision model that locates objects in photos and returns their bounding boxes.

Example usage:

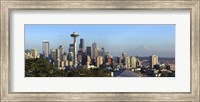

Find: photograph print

[25,24,175,77]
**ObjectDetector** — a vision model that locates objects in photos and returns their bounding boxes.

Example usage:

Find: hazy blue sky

[25,24,175,57]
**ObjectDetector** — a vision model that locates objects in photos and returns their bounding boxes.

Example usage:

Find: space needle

[70,32,79,67]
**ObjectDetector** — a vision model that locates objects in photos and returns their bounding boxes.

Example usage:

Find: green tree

[25,58,54,77]
[53,68,68,77]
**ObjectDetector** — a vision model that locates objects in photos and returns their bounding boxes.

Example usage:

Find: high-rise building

[67,52,73,61]
[122,52,128,58]
[77,54,82,63]
[130,56,137,68]
[69,44,74,52]
[125,56,130,69]
[136,59,142,67]
[42,40,49,58]
[56,48,60,60]
[31,49,38,58]
[122,52,128,65]
[50,49,56,61]
[81,52,87,65]
[97,48,101,56]
[55,59,60,67]
[86,46,92,57]
[116,56,121,64]
[96,55,103,67]
[59,45,64,60]
[92,42,98,60]
[86,55,91,67]
[101,47,106,56]
[150,55,158,68]
[79,38,84,51]
[62,52,67,61]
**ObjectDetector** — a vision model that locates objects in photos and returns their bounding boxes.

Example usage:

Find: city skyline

[25,30,175,77]
[25,24,175,57]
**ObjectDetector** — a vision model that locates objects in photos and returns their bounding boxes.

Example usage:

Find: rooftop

[114,69,140,77]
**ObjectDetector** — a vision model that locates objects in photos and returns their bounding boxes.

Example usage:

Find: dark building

[69,44,74,52]
[81,52,87,65]
[116,56,122,64]
[101,47,106,56]
[70,44,74,47]
[91,59,96,66]
[86,46,92,58]
[79,38,84,51]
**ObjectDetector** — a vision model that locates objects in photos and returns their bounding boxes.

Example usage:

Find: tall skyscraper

[67,52,73,61]
[55,59,60,67]
[59,45,64,60]
[122,52,128,65]
[70,32,79,67]
[125,56,130,69]
[69,44,74,52]
[77,54,82,63]
[62,52,67,61]
[50,49,56,61]
[130,56,137,68]
[97,48,101,56]
[122,52,128,58]
[150,55,158,68]
[92,42,98,60]
[86,55,91,67]
[86,46,92,57]
[81,52,87,65]
[101,47,106,56]
[79,38,85,52]
[42,40,49,58]
[56,48,60,60]
[116,56,122,65]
